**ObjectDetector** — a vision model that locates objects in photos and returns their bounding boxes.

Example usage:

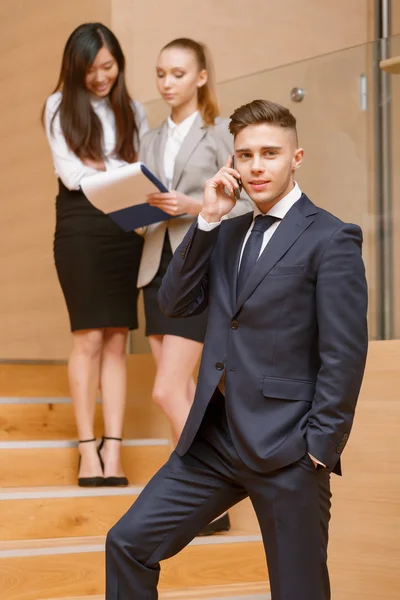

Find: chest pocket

[268,265,305,276]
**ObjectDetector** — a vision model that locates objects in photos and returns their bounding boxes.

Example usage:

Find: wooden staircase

[0,360,270,600]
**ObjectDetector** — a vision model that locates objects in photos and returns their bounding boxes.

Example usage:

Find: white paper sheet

[81,161,165,214]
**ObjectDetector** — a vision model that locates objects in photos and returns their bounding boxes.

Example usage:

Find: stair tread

[41,581,271,599]
[0,438,169,447]
[0,529,262,555]
[0,484,144,499]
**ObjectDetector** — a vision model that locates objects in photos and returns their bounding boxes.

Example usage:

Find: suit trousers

[106,398,332,600]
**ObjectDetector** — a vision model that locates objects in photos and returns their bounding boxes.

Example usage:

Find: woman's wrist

[185,195,203,216]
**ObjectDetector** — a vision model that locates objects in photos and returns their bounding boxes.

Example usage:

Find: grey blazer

[137,114,253,288]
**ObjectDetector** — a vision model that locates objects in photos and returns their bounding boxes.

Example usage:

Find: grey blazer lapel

[172,114,206,190]
[234,195,318,314]
[154,122,168,187]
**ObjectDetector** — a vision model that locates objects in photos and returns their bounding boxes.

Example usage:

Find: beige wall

[393,1,400,35]
[117,0,370,103]
[0,0,373,360]
[0,1,111,361]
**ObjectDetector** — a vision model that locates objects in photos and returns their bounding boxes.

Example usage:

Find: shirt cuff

[197,214,222,231]
[308,453,326,468]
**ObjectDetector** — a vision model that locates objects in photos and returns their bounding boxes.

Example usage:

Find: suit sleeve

[215,120,253,218]
[306,223,368,470]
[158,220,220,318]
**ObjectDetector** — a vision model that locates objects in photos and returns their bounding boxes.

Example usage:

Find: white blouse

[45,91,149,190]
[163,111,199,189]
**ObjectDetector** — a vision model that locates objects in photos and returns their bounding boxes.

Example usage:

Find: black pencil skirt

[54,180,143,332]
[142,232,208,343]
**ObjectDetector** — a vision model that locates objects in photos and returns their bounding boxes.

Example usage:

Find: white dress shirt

[198,182,302,260]
[198,182,325,468]
[164,111,199,189]
[45,91,149,190]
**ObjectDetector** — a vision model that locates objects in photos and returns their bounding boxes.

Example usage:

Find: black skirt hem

[142,233,207,343]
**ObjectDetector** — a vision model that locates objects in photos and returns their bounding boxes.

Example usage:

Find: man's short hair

[229,99,298,142]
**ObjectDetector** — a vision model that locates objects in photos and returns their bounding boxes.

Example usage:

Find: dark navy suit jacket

[158,194,368,475]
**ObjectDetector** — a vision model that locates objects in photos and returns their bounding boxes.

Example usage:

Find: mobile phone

[231,155,242,200]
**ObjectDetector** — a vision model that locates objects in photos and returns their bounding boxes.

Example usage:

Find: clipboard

[81,162,181,231]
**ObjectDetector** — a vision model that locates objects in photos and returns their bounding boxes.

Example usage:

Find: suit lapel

[154,122,168,187]
[234,195,318,313]
[172,114,206,189]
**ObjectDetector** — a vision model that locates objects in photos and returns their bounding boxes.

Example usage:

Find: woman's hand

[83,157,106,171]
[146,191,202,216]
[200,156,239,223]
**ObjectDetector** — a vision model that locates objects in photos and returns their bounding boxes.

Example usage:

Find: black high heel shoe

[78,438,104,487]
[97,436,129,487]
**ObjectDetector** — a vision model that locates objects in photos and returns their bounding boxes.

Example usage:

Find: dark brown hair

[43,23,138,162]
[161,38,219,127]
[229,99,298,142]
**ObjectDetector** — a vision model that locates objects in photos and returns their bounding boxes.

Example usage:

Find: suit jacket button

[215,362,224,371]
[231,320,239,330]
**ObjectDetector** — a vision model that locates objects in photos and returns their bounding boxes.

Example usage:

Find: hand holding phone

[231,155,242,200]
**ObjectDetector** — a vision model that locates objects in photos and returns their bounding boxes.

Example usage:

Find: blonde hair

[162,38,219,126]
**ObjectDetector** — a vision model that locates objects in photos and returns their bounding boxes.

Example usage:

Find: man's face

[234,123,304,212]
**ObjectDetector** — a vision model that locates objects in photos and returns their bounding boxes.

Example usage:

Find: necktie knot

[252,214,279,234]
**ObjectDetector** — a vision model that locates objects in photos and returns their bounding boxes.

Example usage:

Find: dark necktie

[237,214,279,297]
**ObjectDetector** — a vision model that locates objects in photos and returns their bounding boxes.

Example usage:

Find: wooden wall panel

[328,340,400,599]
[0,1,111,360]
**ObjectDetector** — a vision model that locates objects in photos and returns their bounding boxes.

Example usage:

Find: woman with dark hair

[138,38,252,533]
[44,23,148,487]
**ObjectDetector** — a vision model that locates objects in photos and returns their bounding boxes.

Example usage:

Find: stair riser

[0,494,139,541]
[42,581,271,599]
[0,542,267,600]
[0,403,168,441]
[0,445,169,487]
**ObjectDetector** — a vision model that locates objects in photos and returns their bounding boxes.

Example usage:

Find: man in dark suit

[106,99,368,600]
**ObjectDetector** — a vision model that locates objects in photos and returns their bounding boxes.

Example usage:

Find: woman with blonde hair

[139,38,252,534]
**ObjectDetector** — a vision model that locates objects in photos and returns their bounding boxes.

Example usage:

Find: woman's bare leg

[100,328,129,478]
[69,329,104,478]
[149,335,203,445]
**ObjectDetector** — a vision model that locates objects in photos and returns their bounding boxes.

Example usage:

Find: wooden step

[0,485,259,542]
[0,356,170,440]
[0,397,151,442]
[0,439,169,487]
[0,356,154,398]
[0,398,168,441]
[0,485,141,541]
[0,533,267,600]
[42,581,271,599]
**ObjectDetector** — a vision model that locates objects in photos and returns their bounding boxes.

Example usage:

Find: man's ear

[293,147,304,171]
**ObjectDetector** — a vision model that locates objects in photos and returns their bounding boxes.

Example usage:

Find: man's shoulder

[303,195,362,237]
